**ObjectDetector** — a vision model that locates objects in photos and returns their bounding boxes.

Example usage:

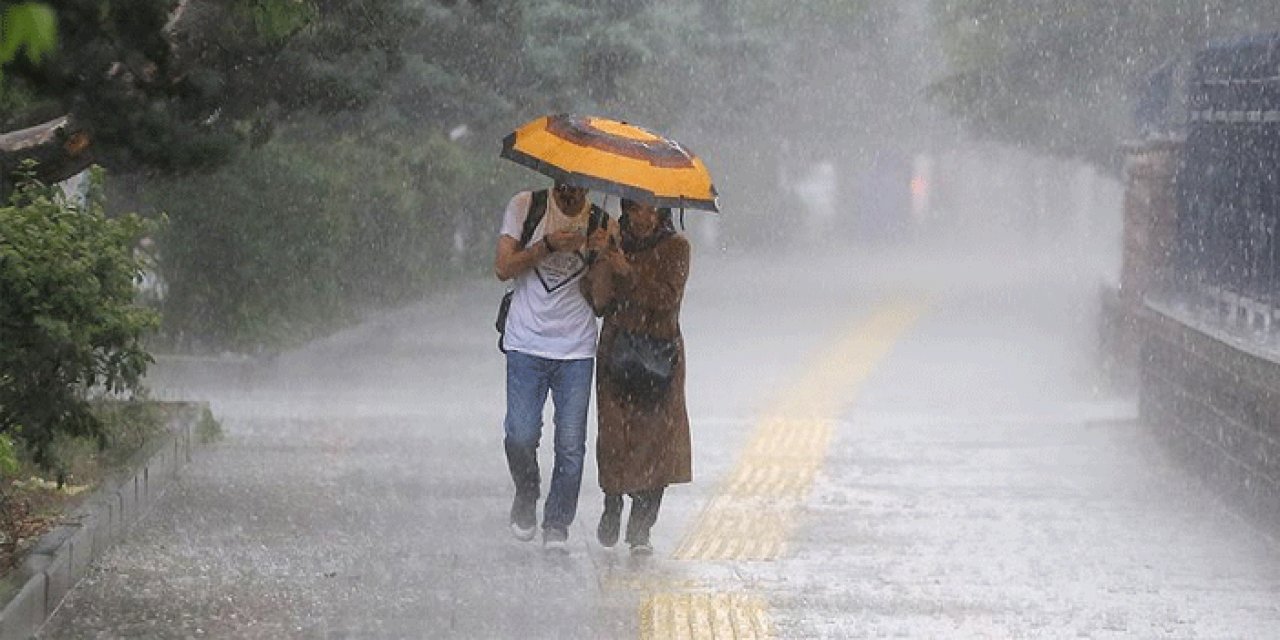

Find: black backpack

[496,190,608,352]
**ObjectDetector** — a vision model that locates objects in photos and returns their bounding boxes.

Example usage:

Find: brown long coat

[582,234,692,495]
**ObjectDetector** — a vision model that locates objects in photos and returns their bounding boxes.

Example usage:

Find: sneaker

[510,495,536,542]
[543,526,569,552]
[630,542,654,557]
[511,521,536,542]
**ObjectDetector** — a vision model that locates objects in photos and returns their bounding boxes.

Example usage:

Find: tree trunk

[0,116,94,196]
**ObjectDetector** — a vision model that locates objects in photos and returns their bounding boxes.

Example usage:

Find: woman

[582,198,691,555]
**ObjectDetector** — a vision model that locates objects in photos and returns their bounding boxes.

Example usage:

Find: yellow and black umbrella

[500,114,719,212]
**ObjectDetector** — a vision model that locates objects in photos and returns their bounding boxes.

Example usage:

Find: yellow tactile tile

[636,299,928,639]
[640,592,772,640]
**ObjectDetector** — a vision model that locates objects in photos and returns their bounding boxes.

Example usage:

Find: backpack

[496,190,609,352]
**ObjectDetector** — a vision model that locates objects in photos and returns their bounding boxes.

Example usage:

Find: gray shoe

[511,521,536,542]
[630,542,654,556]
[543,526,569,552]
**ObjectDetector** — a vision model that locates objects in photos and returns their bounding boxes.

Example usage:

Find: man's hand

[546,230,586,253]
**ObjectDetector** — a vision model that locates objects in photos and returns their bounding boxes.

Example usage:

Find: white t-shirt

[500,190,603,360]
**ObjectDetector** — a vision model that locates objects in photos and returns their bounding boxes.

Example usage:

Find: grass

[0,399,175,577]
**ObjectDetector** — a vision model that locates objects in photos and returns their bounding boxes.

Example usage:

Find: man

[494,181,611,551]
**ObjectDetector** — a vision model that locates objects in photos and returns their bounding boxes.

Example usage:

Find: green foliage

[143,117,496,351]
[0,2,56,78]
[2,0,413,172]
[384,0,887,248]
[89,399,164,465]
[116,0,892,351]
[146,143,346,351]
[196,405,222,444]
[391,0,876,136]
[929,0,1280,168]
[12,0,897,352]
[35,399,163,489]
[236,0,319,44]
[0,167,158,466]
[0,434,18,477]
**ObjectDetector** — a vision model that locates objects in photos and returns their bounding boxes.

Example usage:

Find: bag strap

[587,204,609,234]
[517,190,548,249]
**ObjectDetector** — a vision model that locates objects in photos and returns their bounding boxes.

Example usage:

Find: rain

[1,1,1279,638]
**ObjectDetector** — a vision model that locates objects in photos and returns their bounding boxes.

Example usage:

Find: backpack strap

[587,204,609,234]
[517,190,548,249]
[519,191,608,249]
[582,205,611,265]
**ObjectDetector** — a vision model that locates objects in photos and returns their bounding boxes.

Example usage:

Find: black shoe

[510,494,536,542]
[627,525,651,552]
[598,495,622,548]
[625,510,652,556]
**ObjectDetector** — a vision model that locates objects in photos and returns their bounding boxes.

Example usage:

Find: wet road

[40,246,1280,638]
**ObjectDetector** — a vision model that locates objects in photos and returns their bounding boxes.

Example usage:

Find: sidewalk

[38,249,1280,638]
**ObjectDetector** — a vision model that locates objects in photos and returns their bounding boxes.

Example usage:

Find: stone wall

[1099,140,1180,389]
[1104,138,1280,532]
[1139,305,1280,530]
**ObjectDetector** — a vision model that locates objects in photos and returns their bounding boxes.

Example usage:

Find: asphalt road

[39,244,1280,638]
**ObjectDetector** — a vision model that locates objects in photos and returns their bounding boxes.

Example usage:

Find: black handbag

[495,290,514,351]
[604,331,678,401]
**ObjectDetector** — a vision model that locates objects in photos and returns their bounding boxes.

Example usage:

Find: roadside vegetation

[3,0,896,353]
[0,167,166,574]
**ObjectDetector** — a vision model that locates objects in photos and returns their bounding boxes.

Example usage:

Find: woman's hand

[586,228,610,253]
[605,243,631,277]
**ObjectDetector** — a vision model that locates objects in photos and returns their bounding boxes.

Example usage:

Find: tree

[388,1,889,238]
[0,1,56,83]
[138,119,481,352]
[929,0,1280,170]
[3,0,894,353]
[1,0,415,178]
[0,167,158,466]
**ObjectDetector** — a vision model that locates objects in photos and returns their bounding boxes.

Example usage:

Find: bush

[144,119,512,353]
[0,167,158,466]
[196,405,223,444]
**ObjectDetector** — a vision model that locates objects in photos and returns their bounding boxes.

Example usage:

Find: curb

[0,401,208,640]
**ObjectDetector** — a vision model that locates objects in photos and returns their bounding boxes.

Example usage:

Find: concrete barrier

[0,401,207,640]
[1140,303,1280,533]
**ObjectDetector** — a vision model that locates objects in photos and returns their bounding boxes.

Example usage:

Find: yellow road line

[674,299,928,562]
[638,299,928,640]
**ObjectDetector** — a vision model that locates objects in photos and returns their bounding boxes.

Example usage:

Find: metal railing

[1161,34,1280,345]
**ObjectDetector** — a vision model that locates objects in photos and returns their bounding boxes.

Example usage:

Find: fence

[1169,33,1280,337]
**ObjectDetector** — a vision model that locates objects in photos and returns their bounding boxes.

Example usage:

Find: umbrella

[500,114,719,212]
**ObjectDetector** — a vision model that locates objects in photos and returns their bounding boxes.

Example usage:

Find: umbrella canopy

[500,114,719,212]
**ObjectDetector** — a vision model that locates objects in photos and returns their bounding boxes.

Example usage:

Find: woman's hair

[620,199,675,232]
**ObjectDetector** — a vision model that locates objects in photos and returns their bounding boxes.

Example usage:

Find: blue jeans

[503,351,594,531]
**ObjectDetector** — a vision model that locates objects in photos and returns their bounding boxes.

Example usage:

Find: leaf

[0,2,57,65]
